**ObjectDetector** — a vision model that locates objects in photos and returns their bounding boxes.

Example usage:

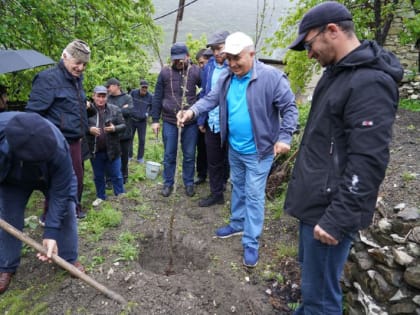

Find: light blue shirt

[227,71,256,154]
[208,62,227,133]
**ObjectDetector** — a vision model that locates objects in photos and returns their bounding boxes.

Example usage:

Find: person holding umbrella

[0,85,7,112]
[0,112,84,294]
[26,39,92,220]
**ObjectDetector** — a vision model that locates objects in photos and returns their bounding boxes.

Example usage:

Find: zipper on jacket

[329,137,334,155]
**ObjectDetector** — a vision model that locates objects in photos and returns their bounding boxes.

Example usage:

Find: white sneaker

[92,198,104,207]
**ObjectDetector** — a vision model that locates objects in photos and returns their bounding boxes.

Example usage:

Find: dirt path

[3,108,418,315]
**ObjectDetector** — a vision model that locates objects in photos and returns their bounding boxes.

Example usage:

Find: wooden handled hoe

[0,218,127,305]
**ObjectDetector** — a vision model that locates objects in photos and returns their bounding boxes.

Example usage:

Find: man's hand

[274,142,291,156]
[104,124,115,133]
[198,125,206,133]
[151,122,160,136]
[89,126,101,137]
[176,110,194,127]
[313,224,338,245]
[36,239,58,263]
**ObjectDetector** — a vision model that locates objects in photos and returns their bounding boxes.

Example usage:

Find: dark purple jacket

[152,62,201,125]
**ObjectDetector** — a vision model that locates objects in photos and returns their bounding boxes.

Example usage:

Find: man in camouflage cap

[26,39,93,220]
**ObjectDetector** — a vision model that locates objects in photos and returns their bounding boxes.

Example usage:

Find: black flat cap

[289,1,352,51]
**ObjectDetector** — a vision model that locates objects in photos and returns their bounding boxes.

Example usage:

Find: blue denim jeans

[162,121,198,187]
[228,146,273,250]
[90,151,125,200]
[0,185,78,272]
[295,222,353,315]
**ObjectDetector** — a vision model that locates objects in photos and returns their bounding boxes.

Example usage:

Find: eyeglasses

[210,44,224,52]
[303,27,326,51]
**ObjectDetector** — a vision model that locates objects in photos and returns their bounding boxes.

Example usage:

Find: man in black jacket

[106,78,133,184]
[129,79,152,163]
[86,86,126,207]
[26,39,91,219]
[285,2,403,314]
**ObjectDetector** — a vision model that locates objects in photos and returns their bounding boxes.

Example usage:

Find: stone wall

[383,0,419,100]
[343,202,420,314]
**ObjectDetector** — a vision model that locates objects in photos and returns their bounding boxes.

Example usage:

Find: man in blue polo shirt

[177,32,298,267]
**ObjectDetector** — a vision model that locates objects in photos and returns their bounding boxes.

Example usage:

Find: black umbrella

[0,49,55,74]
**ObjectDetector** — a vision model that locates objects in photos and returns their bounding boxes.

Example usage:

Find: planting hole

[139,231,209,275]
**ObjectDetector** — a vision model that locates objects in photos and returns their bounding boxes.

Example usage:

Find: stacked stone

[343,202,420,315]
[399,73,420,100]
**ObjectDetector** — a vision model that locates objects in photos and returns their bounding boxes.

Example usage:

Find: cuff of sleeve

[43,227,60,240]
[278,135,292,145]
[191,108,199,121]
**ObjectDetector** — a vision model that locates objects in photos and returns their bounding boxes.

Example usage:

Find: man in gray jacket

[178,32,298,267]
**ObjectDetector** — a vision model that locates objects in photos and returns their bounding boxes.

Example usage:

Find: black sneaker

[161,185,173,197]
[77,211,87,219]
[185,185,195,197]
[194,177,206,185]
[198,194,224,207]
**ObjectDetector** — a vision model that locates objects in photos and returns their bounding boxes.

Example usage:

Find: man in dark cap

[151,42,201,198]
[196,30,230,207]
[285,2,403,313]
[0,112,84,294]
[26,39,92,220]
[106,78,133,184]
[129,79,153,163]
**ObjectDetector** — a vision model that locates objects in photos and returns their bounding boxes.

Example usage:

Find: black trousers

[130,119,147,159]
[205,129,228,196]
[196,130,207,179]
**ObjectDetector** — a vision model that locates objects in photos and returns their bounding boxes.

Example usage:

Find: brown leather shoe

[73,261,85,273]
[0,272,14,294]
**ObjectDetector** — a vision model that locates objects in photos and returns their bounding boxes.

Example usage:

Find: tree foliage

[267,0,419,96]
[0,0,162,100]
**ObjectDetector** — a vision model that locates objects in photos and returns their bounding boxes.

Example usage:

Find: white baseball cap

[222,32,254,55]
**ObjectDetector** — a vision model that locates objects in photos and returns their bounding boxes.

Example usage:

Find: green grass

[276,243,298,259]
[402,171,416,183]
[400,98,420,112]
[0,288,48,314]
[78,204,122,242]
[111,231,140,262]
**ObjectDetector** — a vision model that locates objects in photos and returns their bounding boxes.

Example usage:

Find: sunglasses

[303,26,326,51]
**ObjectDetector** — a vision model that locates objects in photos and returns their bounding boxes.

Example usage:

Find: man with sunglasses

[177,32,298,268]
[285,2,403,314]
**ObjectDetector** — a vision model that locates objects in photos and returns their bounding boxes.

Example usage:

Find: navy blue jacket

[0,112,77,241]
[129,89,152,121]
[197,57,229,127]
[26,60,88,142]
[284,41,404,241]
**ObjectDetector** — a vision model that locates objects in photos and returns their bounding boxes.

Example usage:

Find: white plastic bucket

[145,161,161,180]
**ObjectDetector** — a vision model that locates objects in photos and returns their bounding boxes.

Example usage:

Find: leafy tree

[0,0,162,101]
[266,0,419,96]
